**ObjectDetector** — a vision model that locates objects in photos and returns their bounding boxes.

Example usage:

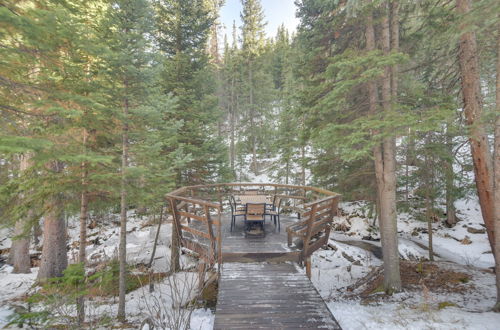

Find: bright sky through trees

[220,0,299,44]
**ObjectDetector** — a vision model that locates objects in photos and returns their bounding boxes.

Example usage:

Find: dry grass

[360,261,472,298]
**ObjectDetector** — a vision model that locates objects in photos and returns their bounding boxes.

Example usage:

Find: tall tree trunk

[379,5,401,293]
[492,20,500,312]
[456,0,495,251]
[285,160,289,185]
[390,0,399,100]
[424,134,434,261]
[249,60,257,174]
[79,129,89,264]
[11,220,31,273]
[38,161,67,280]
[117,93,129,321]
[10,153,32,274]
[230,76,236,175]
[170,200,181,273]
[33,220,41,247]
[445,125,458,226]
[301,144,306,187]
[77,129,89,325]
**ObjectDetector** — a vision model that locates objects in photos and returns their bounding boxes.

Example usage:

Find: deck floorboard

[214,263,341,330]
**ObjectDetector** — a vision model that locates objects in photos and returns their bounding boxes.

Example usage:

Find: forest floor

[314,198,500,329]
[1,198,500,329]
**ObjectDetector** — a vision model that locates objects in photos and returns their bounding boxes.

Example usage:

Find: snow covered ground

[0,212,213,329]
[308,198,500,330]
[1,197,499,329]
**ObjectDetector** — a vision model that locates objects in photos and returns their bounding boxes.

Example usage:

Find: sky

[220,0,299,45]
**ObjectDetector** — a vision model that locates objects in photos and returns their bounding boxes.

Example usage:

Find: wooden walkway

[214,263,341,329]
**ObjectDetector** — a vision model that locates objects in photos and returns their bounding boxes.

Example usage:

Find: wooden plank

[302,201,333,217]
[177,210,206,222]
[165,194,221,209]
[180,225,210,240]
[304,195,340,208]
[304,234,329,258]
[214,263,341,330]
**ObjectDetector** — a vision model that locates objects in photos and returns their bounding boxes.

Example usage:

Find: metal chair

[229,197,245,231]
[266,197,282,231]
[244,203,266,236]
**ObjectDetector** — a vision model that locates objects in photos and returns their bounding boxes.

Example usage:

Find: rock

[327,243,338,251]
[342,251,355,263]
[460,236,472,245]
[467,227,486,234]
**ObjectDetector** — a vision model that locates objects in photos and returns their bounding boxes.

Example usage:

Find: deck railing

[166,182,340,270]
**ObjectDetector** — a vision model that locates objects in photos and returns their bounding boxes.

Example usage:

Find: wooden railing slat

[180,225,211,240]
[177,211,205,222]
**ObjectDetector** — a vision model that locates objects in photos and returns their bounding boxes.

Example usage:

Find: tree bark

[424,134,434,261]
[169,199,181,273]
[456,0,495,251]
[117,93,129,321]
[230,75,236,175]
[148,207,164,268]
[390,1,399,101]
[492,19,500,313]
[445,125,458,227]
[79,129,89,265]
[11,220,31,273]
[10,153,32,274]
[77,128,89,325]
[38,161,67,280]
[249,60,257,174]
[378,5,401,293]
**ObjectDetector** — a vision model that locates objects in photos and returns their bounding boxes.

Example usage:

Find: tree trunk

[456,0,495,251]
[285,160,289,185]
[230,76,236,175]
[390,0,399,100]
[11,220,31,273]
[77,129,89,325]
[117,94,129,321]
[492,19,500,313]
[148,207,164,268]
[33,220,41,247]
[38,162,67,280]
[79,129,89,265]
[301,144,306,186]
[10,153,32,274]
[445,125,458,226]
[169,200,181,273]
[379,6,401,293]
[424,134,434,261]
[249,60,257,174]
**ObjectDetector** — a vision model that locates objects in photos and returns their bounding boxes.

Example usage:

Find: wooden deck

[214,263,341,329]
[220,214,302,263]
[165,184,342,329]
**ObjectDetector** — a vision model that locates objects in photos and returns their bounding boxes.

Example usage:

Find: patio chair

[244,203,266,236]
[230,195,245,211]
[229,197,245,231]
[266,197,282,231]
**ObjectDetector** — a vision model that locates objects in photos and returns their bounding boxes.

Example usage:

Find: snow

[0,212,213,329]
[1,189,499,329]
[309,197,500,330]
[328,301,500,330]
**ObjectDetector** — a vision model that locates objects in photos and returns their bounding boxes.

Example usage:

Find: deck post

[198,261,206,293]
[305,257,312,279]
[168,197,182,273]
[301,203,317,265]
[217,208,222,274]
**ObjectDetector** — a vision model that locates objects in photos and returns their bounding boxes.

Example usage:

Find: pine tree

[240,0,267,174]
